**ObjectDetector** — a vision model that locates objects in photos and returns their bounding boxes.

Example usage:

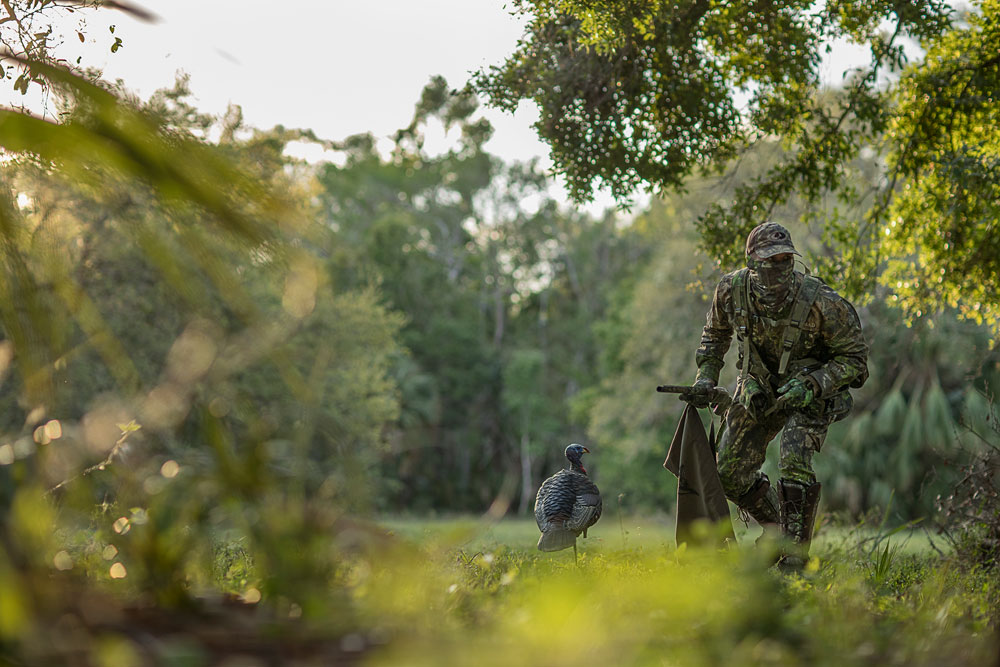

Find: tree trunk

[518,432,533,516]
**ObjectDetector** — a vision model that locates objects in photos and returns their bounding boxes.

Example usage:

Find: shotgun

[656,384,732,413]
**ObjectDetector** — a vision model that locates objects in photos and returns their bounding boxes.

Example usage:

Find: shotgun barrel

[656,384,699,393]
[656,384,732,413]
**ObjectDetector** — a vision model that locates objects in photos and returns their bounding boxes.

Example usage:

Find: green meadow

[379,515,939,556]
[341,516,996,666]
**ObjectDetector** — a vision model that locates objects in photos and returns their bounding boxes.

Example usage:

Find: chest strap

[778,275,822,376]
[732,268,750,374]
[733,269,823,379]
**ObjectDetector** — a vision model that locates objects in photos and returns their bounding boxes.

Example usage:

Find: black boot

[777,479,822,570]
[736,475,780,540]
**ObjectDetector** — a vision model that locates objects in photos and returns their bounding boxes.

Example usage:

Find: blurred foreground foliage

[357,535,1000,667]
[13,510,1000,665]
[0,58,405,663]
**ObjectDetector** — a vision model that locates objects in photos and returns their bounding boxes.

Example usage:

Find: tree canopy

[476,0,950,202]
[0,1,150,98]
[477,0,1000,327]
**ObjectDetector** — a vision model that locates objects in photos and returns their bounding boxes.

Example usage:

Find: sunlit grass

[7,510,990,666]
[380,515,675,554]
[379,514,943,557]
[356,517,995,666]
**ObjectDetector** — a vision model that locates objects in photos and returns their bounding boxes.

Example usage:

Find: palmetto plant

[821,374,970,519]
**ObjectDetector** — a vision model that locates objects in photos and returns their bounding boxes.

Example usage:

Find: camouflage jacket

[695,269,869,398]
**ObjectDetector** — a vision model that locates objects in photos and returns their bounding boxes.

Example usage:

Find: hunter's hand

[777,377,815,409]
[679,377,715,409]
[738,377,766,412]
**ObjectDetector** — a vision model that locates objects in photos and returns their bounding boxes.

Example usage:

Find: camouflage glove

[679,377,715,409]
[738,377,766,412]
[777,377,815,409]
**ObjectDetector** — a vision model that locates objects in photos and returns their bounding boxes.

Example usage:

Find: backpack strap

[777,275,822,376]
[731,269,750,373]
[733,270,777,393]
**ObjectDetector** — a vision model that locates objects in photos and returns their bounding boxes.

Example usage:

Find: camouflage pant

[715,398,834,502]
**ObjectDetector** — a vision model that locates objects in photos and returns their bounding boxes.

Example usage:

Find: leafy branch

[45,419,141,495]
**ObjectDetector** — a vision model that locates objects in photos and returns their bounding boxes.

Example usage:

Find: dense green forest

[0,0,998,664]
[4,71,995,521]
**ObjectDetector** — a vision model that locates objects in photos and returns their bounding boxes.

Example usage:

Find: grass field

[381,515,675,553]
[359,514,994,666]
[9,507,989,666]
[379,513,942,557]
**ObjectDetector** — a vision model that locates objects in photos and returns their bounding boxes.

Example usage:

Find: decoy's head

[565,443,590,472]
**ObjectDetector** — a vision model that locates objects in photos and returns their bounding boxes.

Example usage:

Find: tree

[879,1,1000,326]
[316,77,647,512]
[476,1,1000,326]
[2,74,406,508]
[316,78,506,510]
[502,348,551,514]
[476,0,950,203]
[0,1,153,98]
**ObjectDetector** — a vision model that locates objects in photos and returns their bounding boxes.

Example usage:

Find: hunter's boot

[736,475,780,543]
[777,478,822,571]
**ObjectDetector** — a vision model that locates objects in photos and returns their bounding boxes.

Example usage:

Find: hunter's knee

[716,456,751,500]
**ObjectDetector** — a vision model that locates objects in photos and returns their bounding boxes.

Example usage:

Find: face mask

[748,255,794,289]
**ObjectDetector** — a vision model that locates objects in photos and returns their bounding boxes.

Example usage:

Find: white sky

[27,1,876,212]
[41,1,544,159]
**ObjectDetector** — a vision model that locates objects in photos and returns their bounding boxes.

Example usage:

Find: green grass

[45,512,992,666]
[357,516,997,666]
[379,514,943,558]
[380,515,676,554]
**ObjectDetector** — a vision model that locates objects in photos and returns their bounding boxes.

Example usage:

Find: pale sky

[43,1,545,161]
[31,1,876,212]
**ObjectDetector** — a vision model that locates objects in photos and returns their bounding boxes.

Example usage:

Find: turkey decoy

[534,444,602,560]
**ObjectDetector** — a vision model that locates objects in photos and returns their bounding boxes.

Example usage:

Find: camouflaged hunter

[683,222,868,566]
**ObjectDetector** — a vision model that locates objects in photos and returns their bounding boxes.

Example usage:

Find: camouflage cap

[745,222,800,260]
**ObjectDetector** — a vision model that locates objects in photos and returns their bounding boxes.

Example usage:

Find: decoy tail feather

[537,529,576,552]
